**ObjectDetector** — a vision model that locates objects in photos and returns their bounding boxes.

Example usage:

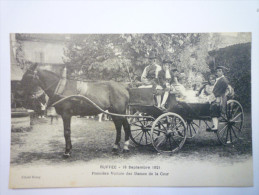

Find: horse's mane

[38,69,61,79]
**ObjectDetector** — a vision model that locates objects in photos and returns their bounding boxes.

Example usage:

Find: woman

[197,74,216,103]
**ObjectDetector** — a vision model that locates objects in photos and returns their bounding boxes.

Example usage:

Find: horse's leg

[111,116,123,152]
[61,113,72,157]
[122,118,131,152]
[98,113,103,122]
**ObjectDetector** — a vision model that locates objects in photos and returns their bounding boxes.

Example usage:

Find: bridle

[30,69,60,95]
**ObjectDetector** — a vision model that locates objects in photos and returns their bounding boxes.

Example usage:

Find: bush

[208,43,251,111]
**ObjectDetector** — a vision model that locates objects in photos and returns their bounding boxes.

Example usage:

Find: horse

[16,64,131,157]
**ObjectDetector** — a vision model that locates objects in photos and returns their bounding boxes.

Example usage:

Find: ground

[9,113,253,187]
[10,113,252,166]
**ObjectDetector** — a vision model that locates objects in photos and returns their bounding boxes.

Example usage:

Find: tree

[63,33,211,83]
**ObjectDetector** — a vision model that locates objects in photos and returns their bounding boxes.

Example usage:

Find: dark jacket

[213,76,229,97]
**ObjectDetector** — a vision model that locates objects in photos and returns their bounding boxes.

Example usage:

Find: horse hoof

[63,153,71,158]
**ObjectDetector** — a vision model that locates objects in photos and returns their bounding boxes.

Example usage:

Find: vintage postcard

[9,33,252,188]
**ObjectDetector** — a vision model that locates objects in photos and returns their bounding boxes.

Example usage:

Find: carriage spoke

[145,120,153,127]
[230,126,238,139]
[220,115,228,122]
[138,120,146,126]
[232,124,242,132]
[131,123,143,127]
[133,131,143,139]
[168,137,173,150]
[131,128,143,131]
[152,129,160,136]
[229,126,233,143]
[233,120,242,123]
[230,102,238,115]
[188,125,193,137]
[153,129,167,134]
[170,121,182,131]
[220,125,228,141]
[225,128,229,143]
[145,132,148,144]
[159,122,168,130]
[170,136,180,148]
[232,106,240,118]
[139,131,145,143]
[155,135,166,147]
[191,123,197,134]
[227,104,232,119]
[192,121,199,128]
[230,113,242,122]
[218,124,228,135]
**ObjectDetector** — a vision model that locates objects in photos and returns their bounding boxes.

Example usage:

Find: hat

[171,68,178,72]
[216,66,228,71]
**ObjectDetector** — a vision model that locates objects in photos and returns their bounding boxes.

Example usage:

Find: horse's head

[16,63,42,99]
[17,63,62,103]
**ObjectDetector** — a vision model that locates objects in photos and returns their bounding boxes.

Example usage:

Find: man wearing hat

[140,50,162,107]
[158,57,173,109]
[210,66,229,131]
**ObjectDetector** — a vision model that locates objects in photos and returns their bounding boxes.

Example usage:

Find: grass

[10,112,252,166]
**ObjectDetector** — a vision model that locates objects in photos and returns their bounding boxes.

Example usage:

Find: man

[210,66,229,131]
[140,50,162,107]
[158,57,173,109]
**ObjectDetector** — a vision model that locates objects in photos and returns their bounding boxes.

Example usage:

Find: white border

[1,0,259,194]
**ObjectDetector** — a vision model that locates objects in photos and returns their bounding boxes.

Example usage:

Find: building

[15,34,69,65]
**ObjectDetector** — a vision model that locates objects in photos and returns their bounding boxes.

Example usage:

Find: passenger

[170,68,180,85]
[172,72,200,103]
[197,74,216,103]
[210,66,230,131]
[140,50,162,107]
[171,71,188,100]
[158,57,173,109]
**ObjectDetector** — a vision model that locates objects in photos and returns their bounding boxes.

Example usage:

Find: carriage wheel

[186,120,200,138]
[217,100,244,145]
[151,112,187,153]
[129,113,154,146]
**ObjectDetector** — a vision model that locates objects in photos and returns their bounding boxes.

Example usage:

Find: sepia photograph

[9,33,253,188]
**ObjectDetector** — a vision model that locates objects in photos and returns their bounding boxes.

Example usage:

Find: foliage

[208,43,251,111]
[63,34,211,82]
[14,34,34,71]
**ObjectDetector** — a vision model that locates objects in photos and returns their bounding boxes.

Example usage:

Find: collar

[216,75,224,81]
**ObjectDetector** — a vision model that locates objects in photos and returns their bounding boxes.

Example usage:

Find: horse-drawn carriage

[18,65,244,156]
[127,87,244,154]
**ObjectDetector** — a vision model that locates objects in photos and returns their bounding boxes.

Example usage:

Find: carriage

[19,65,244,156]
[50,85,244,155]
[127,87,244,154]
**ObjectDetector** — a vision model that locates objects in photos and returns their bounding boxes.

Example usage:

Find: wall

[22,40,65,64]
